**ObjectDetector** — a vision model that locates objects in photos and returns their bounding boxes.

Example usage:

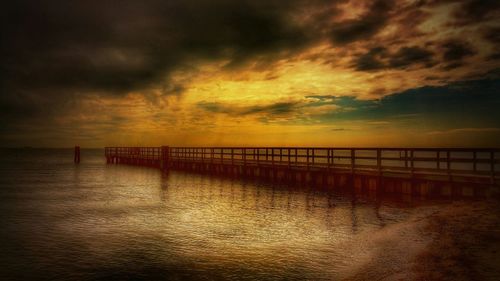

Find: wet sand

[343,204,433,280]
[344,199,500,281]
[414,200,500,281]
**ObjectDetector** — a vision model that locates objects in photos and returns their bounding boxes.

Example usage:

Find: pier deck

[105,146,500,196]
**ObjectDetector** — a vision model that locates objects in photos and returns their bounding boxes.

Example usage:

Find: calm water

[0,149,430,280]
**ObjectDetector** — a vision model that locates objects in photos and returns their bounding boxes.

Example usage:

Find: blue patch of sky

[308,78,500,130]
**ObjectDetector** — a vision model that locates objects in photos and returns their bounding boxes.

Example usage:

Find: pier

[105,146,499,196]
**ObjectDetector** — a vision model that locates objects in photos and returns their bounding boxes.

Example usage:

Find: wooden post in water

[74,146,80,164]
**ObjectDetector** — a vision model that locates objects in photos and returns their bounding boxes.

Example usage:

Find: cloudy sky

[1,0,499,147]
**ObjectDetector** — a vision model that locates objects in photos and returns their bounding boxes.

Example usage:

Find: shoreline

[414,200,500,280]
[344,199,500,281]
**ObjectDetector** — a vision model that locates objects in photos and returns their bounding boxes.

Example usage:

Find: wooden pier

[105,146,500,196]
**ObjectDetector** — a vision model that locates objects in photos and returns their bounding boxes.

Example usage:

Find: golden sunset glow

[1,0,499,147]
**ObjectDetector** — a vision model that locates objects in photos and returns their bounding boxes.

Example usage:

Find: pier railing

[105,147,161,159]
[105,147,500,183]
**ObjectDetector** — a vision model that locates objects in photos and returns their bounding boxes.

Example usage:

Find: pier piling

[74,146,80,164]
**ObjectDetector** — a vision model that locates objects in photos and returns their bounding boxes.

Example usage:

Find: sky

[1,0,499,148]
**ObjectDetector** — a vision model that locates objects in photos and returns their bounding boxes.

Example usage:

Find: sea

[0,148,441,280]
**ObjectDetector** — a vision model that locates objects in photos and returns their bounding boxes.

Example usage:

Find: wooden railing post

[404,149,408,169]
[411,149,415,177]
[473,151,477,172]
[446,150,450,178]
[377,149,381,175]
[491,150,495,184]
[437,150,440,169]
[160,146,169,171]
[350,149,355,174]
[288,148,291,168]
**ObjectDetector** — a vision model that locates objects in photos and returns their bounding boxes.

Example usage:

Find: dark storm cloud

[482,27,500,44]
[450,0,500,26]
[487,53,500,61]
[441,39,476,61]
[353,46,434,71]
[1,0,492,102]
[482,27,500,60]
[1,0,343,130]
[421,0,500,25]
[1,0,499,147]
[1,0,330,97]
[436,39,476,69]
[329,0,395,45]
[197,101,298,116]
[353,47,388,71]
[388,46,434,68]
[354,38,481,72]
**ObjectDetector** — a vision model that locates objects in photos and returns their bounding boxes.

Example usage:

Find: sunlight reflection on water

[0,149,425,280]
